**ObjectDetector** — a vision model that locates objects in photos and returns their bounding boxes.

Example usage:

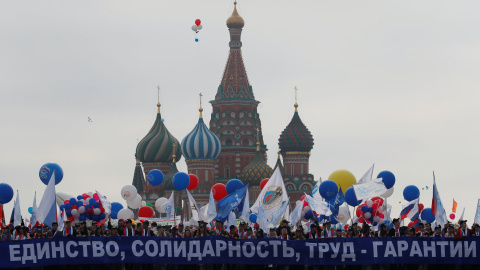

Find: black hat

[392,218,400,223]
[246,227,253,231]
[337,228,342,231]
[409,228,416,232]
[171,227,178,231]
[448,224,454,229]
[215,220,222,223]
[269,227,276,231]
[80,221,86,225]
[380,223,387,228]
[229,225,236,229]
[347,227,354,231]
[65,220,71,223]
[459,220,467,225]
[310,224,317,228]
[281,220,289,224]
[52,222,58,226]
[143,220,150,225]
[126,219,133,224]
[324,220,331,224]
[157,225,165,228]
[435,225,442,230]
[240,221,246,226]
[92,221,97,225]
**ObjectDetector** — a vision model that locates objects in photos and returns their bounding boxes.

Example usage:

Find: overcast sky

[1,0,479,223]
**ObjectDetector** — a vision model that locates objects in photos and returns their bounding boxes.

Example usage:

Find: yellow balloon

[328,169,356,195]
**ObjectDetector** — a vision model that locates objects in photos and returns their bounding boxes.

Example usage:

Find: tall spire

[294,86,298,112]
[199,92,203,118]
[172,142,177,163]
[256,127,260,152]
[157,85,161,114]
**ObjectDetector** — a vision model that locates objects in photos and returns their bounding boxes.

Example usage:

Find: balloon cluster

[191,19,203,42]
[59,192,107,224]
[211,178,245,201]
[356,197,386,226]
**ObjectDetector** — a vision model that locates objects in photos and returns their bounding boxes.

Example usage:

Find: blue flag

[218,183,249,220]
[328,187,345,216]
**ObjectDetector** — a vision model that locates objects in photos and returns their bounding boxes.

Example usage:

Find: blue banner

[1,236,479,268]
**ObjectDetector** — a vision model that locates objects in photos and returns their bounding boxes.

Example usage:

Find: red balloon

[138,206,154,218]
[418,203,424,213]
[372,203,379,210]
[64,200,70,204]
[195,19,201,26]
[358,217,364,223]
[187,174,199,190]
[212,183,227,201]
[378,213,385,219]
[303,200,309,208]
[67,216,74,222]
[260,178,269,190]
[86,208,94,215]
[356,207,362,217]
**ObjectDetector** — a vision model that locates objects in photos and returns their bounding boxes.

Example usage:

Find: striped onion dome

[241,141,273,185]
[136,103,182,163]
[181,108,221,160]
[278,104,314,152]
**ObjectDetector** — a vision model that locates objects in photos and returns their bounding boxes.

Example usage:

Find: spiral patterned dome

[241,151,273,186]
[278,105,314,152]
[136,103,182,163]
[181,109,221,160]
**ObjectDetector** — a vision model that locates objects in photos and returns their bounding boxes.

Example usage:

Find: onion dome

[163,144,179,190]
[136,102,182,163]
[226,2,245,29]
[241,134,273,185]
[181,106,221,160]
[278,103,314,152]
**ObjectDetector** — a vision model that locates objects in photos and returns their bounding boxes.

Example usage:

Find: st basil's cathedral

[132,2,315,218]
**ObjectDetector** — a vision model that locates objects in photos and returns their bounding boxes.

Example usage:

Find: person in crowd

[211,220,226,236]
[110,226,119,237]
[15,227,30,240]
[346,227,356,238]
[445,224,456,238]
[90,221,98,235]
[227,225,239,239]
[117,219,125,236]
[78,221,90,237]
[101,224,109,236]
[442,222,450,236]
[32,225,45,239]
[141,220,153,236]
[238,221,247,239]
[123,219,136,236]
[308,224,320,239]
[432,225,443,237]
[93,226,103,237]
[389,218,401,237]
[416,223,427,237]
[177,223,185,237]
[135,222,143,236]
[63,220,76,237]
[279,227,290,240]
[360,224,371,237]
[322,221,335,238]
[245,227,255,239]
[335,228,343,238]
[183,228,193,238]
[255,229,264,239]
[424,222,433,236]
[46,222,61,238]
[196,224,209,238]
[276,220,291,237]
[268,227,277,238]
[293,228,304,240]
[455,220,470,239]
[2,225,12,241]
[377,224,388,237]
[170,227,181,238]
[407,227,416,237]
[157,225,167,237]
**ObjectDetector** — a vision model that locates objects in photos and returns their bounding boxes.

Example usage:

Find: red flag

[452,199,458,213]
[0,205,5,229]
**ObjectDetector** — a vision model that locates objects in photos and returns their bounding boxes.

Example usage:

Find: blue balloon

[93,215,100,221]
[0,183,14,204]
[304,210,313,220]
[76,201,83,207]
[66,210,72,217]
[378,171,396,189]
[361,205,368,212]
[345,187,361,207]
[173,172,190,191]
[110,212,118,219]
[89,198,96,204]
[147,169,164,186]
[93,202,100,208]
[85,204,91,209]
[111,202,123,212]
[39,163,64,185]
[69,198,77,205]
[249,213,257,223]
[28,207,33,214]
[226,179,244,194]
[319,180,338,200]
[77,195,83,200]
[64,203,72,210]
[195,38,199,42]
[99,213,106,220]
[59,205,65,211]
[403,185,420,201]
[420,207,435,223]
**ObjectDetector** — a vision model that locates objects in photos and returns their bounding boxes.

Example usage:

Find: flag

[257,203,268,231]
[311,178,322,200]
[251,167,288,218]
[162,191,175,222]
[227,212,237,228]
[37,171,58,228]
[0,205,5,229]
[204,190,218,223]
[431,177,448,226]
[284,203,290,222]
[305,194,332,216]
[57,209,66,231]
[239,188,250,223]
[269,200,289,227]
[186,189,203,222]
[9,202,15,224]
[474,199,480,225]
[452,199,458,213]
[95,190,111,214]
[218,184,249,220]
[328,187,345,216]
[357,164,374,184]
[336,205,351,223]
[289,200,303,225]
[458,207,465,222]
[352,178,387,200]
[400,199,419,220]
[13,191,22,227]
[30,192,38,228]
[407,201,419,220]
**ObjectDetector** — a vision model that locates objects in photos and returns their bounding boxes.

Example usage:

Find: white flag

[257,204,268,232]
[357,164,374,184]
[162,191,175,222]
[458,207,465,222]
[37,171,57,228]
[95,190,111,214]
[284,203,291,223]
[474,199,480,225]
[311,179,322,200]
[251,167,288,218]
[227,212,237,228]
[31,192,38,227]
[352,178,387,200]
[407,200,419,220]
[269,200,289,227]
[289,200,303,226]
[58,209,66,231]
[239,188,250,223]
[204,190,217,223]
[14,192,22,227]
[305,194,332,216]
[186,190,203,222]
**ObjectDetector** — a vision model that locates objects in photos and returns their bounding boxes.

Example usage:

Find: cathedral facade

[133,3,316,217]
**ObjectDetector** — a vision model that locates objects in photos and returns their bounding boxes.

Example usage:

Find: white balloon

[78,206,85,214]
[302,206,311,213]
[364,212,372,219]
[127,194,142,209]
[197,24,203,30]
[155,198,168,213]
[93,208,101,215]
[142,201,147,207]
[117,208,135,220]
[191,25,198,32]
[71,209,80,218]
[377,206,385,213]
[373,216,380,223]
[121,185,138,201]
[366,200,373,208]
[87,192,95,197]
[381,187,394,198]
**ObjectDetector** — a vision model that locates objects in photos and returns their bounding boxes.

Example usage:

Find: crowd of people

[1,218,479,270]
